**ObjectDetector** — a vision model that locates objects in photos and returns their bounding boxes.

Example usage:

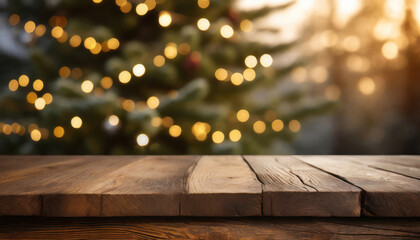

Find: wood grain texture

[1,217,419,240]
[101,155,198,216]
[181,156,261,216]
[0,156,140,216]
[297,155,420,217]
[244,156,361,216]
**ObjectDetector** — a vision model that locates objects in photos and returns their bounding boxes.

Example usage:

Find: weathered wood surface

[244,156,361,216]
[1,217,419,240]
[182,156,261,216]
[297,156,420,217]
[0,155,419,217]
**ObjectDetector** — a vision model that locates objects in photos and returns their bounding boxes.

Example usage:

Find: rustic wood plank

[297,156,420,217]
[0,156,140,216]
[1,217,419,239]
[101,155,198,216]
[345,156,420,180]
[244,156,361,217]
[181,156,261,216]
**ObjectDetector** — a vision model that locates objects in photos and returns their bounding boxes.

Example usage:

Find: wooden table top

[0,155,419,217]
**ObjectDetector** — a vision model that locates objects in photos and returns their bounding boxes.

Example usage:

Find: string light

[358,77,375,95]
[92,0,102,3]
[33,79,44,91]
[237,109,249,122]
[84,37,96,50]
[151,116,162,127]
[382,41,399,60]
[136,3,148,15]
[260,54,273,67]
[231,73,243,85]
[42,93,53,104]
[169,125,182,137]
[34,25,46,37]
[197,0,209,8]
[245,55,258,68]
[197,18,210,31]
[81,80,94,93]
[71,116,83,129]
[253,121,266,134]
[8,14,20,26]
[243,68,256,81]
[291,67,307,82]
[159,11,172,27]
[26,92,37,104]
[229,129,241,142]
[153,55,165,67]
[220,25,234,38]
[136,133,149,146]
[51,26,64,38]
[107,38,120,50]
[145,0,156,10]
[18,75,29,87]
[212,131,224,144]
[100,77,113,89]
[108,115,119,126]
[59,66,71,78]
[192,122,211,141]
[34,98,46,110]
[133,64,146,77]
[30,129,41,142]
[289,120,301,132]
[178,43,191,55]
[215,68,228,81]
[24,21,36,33]
[164,43,177,59]
[147,96,160,109]
[272,119,284,132]
[119,70,132,83]
[54,126,65,138]
[122,99,135,112]
[120,2,132,13]
[8,79,18,92]
[240,19,253,32]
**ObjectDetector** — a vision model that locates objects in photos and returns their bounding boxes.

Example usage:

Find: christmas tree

[0,0,332,154]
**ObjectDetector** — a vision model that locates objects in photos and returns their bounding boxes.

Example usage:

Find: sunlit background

[0,0,419,154]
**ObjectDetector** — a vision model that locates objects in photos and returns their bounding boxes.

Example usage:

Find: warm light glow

[18,75,29,87]
[153,55,165,67]
[59,66,71,78]
[197,0,209,8]
[71,116,83,129]
[164,43,178,59]
[245,55,258,68]
[133,64,146,77]
[272,119,284,132]
[42,93,53,104]
[169,125,182,137]
[137,133,149,146]
[35,24,46,37]
[159,11,172,27]
[93,0,102,3]
[69,35,82,47]
[81,80,94,93]
[27,92,37,104]
[24,21,36,33]
[192,122,211,141]
[136,3,148,15]
[100,77,113,89]
[342,36,360,52]
[215,68,228,81]
[8,14,20,26]
[220,25,234,38]
[325,85,341,100]
[178,43,191,55]
[30,129,41,142]
[84,37,96,50]
[31,79,43,91]
[90,42,102,54]
[162,116,174,127]
[310,66,328,83]
[120,2,132,13]
[212,131,225,144]
[122,99,135,112]
[51,26,64,38]
[108,115,120,126]
[358,77,376,95]
[240,19,253,32]
[291,67,307,82]
[229,129,241,142]
[382,41,399,60]
[107,38,120,50]
[231,73,243,85]
[289,120,301,132]
[243,68,256,81]
[145,0,156,10]
[147,96,160,109]
[237,109,250,122]
[119,70,132,83]
[54,126,65,138]
[34,98,46,110]
[253,121,266,134]
[260,54,273,67]
[197,18,210,31]
[8,79,18,92]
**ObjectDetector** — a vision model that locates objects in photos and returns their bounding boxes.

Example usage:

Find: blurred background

[0,0,419,155]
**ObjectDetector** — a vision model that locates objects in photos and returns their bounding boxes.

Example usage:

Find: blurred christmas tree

[0,0,332,154]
